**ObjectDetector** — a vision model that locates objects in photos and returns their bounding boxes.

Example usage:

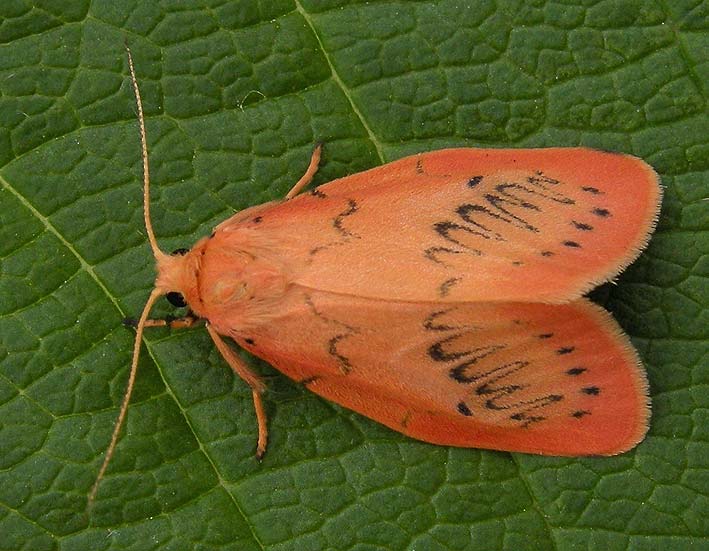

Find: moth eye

[166,291,187,307]
[172,248,189,256]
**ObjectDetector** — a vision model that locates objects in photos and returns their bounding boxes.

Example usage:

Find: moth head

[153,242,209,315]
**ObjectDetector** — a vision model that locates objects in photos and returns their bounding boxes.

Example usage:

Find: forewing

[219,148,660,303]
[233,288,649,456]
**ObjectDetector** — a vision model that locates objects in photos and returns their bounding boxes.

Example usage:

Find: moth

[90,48,661,501]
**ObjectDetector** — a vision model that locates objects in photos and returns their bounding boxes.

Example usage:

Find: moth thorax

[200,250,287,308]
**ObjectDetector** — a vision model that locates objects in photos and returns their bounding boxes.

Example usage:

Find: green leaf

[1,1,707,549]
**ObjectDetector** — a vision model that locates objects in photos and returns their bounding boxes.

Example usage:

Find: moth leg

[206,324,269,459]
[123,311,201,330]
[285,143,323,199]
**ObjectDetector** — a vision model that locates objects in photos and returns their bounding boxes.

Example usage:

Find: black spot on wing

[304,294,359,374]
[424,246,482,267]
[467,176,483,188]
[434,220,500,244]
[566,367,586,375]
[457,401,473,416]
[439,345,507,380]
[333,199,360,238]
[308,197,361,258]
[501,394,563,428]
[581,186,603,195]
[592,207,611,217]
[556,346,575,355]
[423,309,468,332]
[423,311,452,331]
[457,200,539,234]
[582,386,600,395]
[563,240,581,248]
[328,335,353,373]
[438,277,462,297]
[572,221,593,231]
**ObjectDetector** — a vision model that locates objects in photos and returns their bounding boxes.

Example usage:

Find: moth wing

[234,288,649,456]
[219,148,660,303]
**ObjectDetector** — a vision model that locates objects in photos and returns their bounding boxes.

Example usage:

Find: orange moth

[90,48,661,501]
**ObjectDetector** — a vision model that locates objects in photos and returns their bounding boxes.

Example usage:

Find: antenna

[125,43,167,261]
[89,44,167,508]
[89,288,163,505]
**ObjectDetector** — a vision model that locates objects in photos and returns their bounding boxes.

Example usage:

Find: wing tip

[578,299,652,456]
[601,152,664,285]
[553,152,664,304]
